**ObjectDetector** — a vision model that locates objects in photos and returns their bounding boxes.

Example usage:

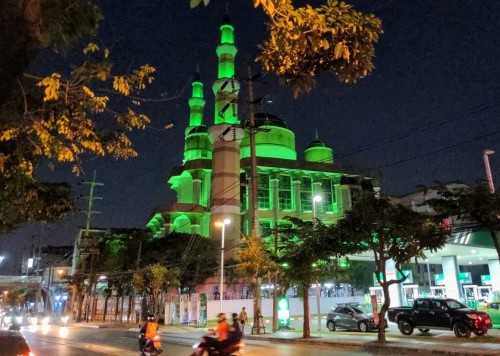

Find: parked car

[478,302,500,328]
[326,303,387,332]
[0,330,34,355]
[387,298,492,338]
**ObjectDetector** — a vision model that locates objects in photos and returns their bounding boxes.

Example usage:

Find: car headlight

[42,317,49,324]
[16,316,22,323]
[4,316,11,323]
[61,316,69,323]
[31,317,38,325]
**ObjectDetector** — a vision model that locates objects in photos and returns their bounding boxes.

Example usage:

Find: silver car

[326,304,383,332]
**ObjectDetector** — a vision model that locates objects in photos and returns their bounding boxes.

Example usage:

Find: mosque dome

[304,137,334,164]
[241,113,296,160]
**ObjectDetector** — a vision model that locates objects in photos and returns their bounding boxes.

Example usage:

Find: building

[146,14,380,261]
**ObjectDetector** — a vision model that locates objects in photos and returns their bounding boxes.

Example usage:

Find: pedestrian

[238,307,248,335]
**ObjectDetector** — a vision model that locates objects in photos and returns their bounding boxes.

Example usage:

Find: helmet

[217,313,226,322]
[147,314,156,322]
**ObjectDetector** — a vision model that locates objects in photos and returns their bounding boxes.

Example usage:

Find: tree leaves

[257,0,383,96]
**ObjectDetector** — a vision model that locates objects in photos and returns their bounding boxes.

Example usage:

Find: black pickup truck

[387,298,492,338]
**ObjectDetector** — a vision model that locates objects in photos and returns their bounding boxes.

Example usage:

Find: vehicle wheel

[327,321,336,332]
[473,330,487,336]
[398,320,414,335]
[453,322,471,338]
[418,328,430,334]
[358,321,368,332]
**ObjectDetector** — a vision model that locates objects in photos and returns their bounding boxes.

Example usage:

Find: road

[20,324,409,356]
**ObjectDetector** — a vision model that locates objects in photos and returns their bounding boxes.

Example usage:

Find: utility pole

[483,149,496,193]
[81,171,103,322]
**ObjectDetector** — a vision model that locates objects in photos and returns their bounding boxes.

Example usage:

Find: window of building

[300,177,312,212]
[258,174,270,209]
[278,175,292,210]
[321,179,334,213]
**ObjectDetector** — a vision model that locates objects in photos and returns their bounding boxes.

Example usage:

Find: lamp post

[215,219,231,313]
[483,149,496,193]
[312,195,322,331]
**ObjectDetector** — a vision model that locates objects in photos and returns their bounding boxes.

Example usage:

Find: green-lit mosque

[146,15,380,258]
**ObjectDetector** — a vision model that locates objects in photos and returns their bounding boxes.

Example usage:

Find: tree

[341,260,376,295]
[0,0,102,107]
[276,216,365,338]
[132,263,180,317]
[141,233,219,290]
[236,235,280,333]
[191,0,383,96]
[0,177,74,234]
[1,0,164,233]
[428,181,500,261]
[334,193,450,342]
[64,272,87,322]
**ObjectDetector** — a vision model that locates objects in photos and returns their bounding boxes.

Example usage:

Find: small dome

[306,139,331,149]
[254,113,289,129]
[188,125,208,134]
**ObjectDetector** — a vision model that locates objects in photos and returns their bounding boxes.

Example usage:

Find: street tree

[64,272,87,322]
[276,216,365,338]
[191,0,383,96]
[428,181,500,261]
[132,263,180,317]
[141,233,219,291]
[334,193,450,342]
[236,235,280,333]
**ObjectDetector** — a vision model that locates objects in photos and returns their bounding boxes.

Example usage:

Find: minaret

[184,70,211,163]
[208,14,244,259]
[188,69,205,129]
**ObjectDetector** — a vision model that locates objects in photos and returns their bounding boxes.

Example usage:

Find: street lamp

[483,149,496,193]
[312,195,322,331]
[312,195,322,222]
[215,218,231,313]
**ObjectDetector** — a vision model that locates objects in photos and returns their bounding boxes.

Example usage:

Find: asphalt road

[20,324,412,356]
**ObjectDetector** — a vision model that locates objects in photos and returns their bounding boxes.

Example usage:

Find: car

[0,330,34,355]
[28,312,50,326]
[326,303,386,332]
[388,298,492,338]
[478,302,500,328]
[1,311,23,328]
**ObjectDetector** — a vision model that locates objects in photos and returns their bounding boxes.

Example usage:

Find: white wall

[206,295,365,321]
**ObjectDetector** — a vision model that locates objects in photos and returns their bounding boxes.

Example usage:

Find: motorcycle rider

[139,314,159,352]
[202,312,234,353]
[228,313,242,343]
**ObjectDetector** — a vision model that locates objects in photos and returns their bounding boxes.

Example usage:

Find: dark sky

[1,0,499,273]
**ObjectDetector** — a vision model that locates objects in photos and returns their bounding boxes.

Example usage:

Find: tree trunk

[252,276,263,334]
[377,283,391,343]
[0,0,43,106]
[490,230,500,261]
[302,283,310,338]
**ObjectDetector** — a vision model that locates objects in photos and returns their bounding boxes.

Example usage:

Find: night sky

[1,0,499,273]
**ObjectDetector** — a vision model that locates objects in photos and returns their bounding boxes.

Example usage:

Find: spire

[213,14,239,125]
[188,70,205,128]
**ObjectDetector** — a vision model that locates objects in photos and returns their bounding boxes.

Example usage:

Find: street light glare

[313,195,322,202]
[215,219,231,227]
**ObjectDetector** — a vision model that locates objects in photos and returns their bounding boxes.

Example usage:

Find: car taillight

[153,335,160,341]
[28,352,35,356]
[466,313,479,319]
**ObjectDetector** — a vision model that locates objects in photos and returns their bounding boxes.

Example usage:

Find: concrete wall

[206,295,365,321]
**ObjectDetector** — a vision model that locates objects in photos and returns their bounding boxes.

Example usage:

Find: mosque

[145,14,380,258]
[145,15,499,306]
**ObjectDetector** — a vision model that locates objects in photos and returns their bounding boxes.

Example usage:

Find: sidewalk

[75,321,500,356]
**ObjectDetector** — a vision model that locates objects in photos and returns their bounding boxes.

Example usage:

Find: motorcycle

[191,336,243,356]
[60,315,69,327]
[138,331,163,356]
